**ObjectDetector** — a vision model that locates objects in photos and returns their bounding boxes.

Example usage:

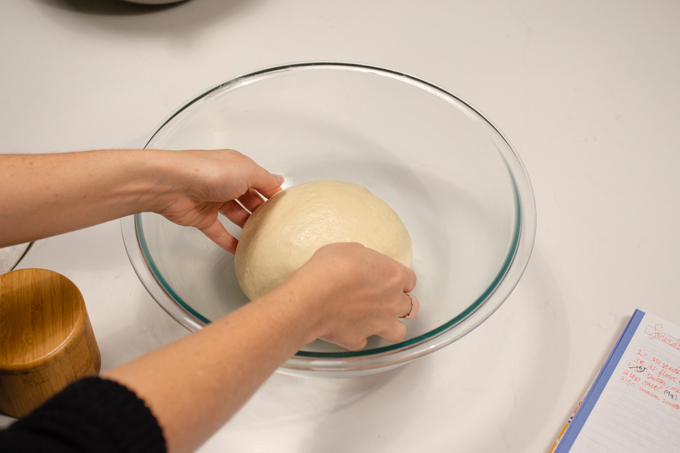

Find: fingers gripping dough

[234,180,412,300]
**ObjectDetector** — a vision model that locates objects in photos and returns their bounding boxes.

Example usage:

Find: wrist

[273,267,335,346]
[126,149,190,213]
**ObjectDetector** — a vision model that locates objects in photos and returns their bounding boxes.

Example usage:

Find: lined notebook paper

[553,309,680,453]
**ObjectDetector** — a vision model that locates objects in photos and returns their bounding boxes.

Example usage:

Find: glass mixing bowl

[121,62,536,378]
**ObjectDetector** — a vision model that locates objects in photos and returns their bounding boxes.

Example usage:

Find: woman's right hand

[103,242,419,453]
[284,242,420,351]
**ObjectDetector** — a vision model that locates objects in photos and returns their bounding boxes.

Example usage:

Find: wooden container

[0,268,101,418]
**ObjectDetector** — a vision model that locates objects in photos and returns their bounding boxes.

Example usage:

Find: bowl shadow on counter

[296,250,570,453]
[235,363,414,434]
[33,0,266,35]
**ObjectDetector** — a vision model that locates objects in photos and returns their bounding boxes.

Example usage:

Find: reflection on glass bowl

[121,63,536,378]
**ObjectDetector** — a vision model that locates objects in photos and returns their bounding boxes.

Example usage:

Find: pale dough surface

[234,180,412,300]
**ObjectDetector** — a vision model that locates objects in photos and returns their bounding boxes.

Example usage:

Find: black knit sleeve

[0,376,167,453]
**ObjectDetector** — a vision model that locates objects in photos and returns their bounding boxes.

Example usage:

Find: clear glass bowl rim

[121,62,537,373]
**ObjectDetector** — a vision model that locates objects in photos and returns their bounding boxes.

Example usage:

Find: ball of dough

[234,180,412,300]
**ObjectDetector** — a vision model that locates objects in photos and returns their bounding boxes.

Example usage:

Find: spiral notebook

[551,309,680,453]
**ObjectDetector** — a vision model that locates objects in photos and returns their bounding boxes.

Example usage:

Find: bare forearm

[103,277,324,453]
[0,150,173,247]
[0,149,285,253]
[100,244,416,453]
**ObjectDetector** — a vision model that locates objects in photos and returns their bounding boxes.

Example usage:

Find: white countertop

[2,1,679,451]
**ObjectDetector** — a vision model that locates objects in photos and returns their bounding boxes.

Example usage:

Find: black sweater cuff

[0,376,166,453]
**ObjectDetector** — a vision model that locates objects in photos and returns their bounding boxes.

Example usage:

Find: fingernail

[274,174,285,185]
